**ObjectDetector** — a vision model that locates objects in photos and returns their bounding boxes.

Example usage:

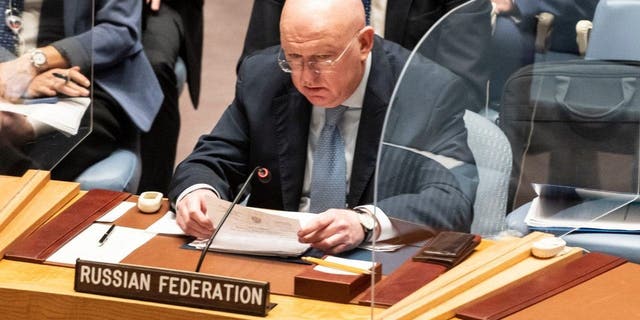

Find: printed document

[188,197,314,257]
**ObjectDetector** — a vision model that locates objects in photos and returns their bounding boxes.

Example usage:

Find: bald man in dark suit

[239,0,492,110]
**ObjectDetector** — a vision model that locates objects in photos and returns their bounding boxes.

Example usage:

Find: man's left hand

[297,209,365,254]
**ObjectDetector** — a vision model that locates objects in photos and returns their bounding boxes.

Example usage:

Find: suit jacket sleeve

[169,48,282,203]
[374,53,477,232]
[52,0,144,72]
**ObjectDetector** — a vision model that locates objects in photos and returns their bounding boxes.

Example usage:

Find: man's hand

[25,67,90,98]
[175,189,216,239]
[0,55,38,102]
[145,0,161,11]
[492,0,514,14]
[297,209,365,254]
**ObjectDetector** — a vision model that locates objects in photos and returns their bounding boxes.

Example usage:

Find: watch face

[31,51,47,67]
[33,53,46,65]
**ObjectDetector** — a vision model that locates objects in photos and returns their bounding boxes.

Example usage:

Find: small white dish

[137,191,163,213]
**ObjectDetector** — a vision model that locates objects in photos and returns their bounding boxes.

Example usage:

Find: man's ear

[358,26,375,59]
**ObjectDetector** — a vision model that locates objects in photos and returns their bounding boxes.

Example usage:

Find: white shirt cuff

[176,184,220,204]
[356,204,398,242]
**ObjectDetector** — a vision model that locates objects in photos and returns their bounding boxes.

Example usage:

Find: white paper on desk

[46,223,156,266]
[0,97,90,135]
[145,211,186,235]
[525,184,640,231]
[187,197,314,257]
[96,201,136,223]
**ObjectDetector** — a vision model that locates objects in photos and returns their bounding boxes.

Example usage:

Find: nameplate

[74,259,272,316]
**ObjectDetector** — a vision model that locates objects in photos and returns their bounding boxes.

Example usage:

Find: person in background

[170,0,476,254]
[0,0,162,181]
[138,0,203,194]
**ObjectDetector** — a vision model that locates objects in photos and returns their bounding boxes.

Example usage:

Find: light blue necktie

[310,106,347,213]
[362,0,371,26]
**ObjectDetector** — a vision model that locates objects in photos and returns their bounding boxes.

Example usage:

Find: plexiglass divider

[0,1,94,193]
[369,0,489,315]
[369,0,639,317]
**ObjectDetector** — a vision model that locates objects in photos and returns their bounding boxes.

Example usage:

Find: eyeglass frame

[277,30,362,74]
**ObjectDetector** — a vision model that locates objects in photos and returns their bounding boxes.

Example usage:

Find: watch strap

[354,208,374,243]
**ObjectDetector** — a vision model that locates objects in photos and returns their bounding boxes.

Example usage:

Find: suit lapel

[348,37,395,207]
[272,90,312,211]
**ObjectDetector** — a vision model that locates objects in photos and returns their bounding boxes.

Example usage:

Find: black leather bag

[499,60,640,210]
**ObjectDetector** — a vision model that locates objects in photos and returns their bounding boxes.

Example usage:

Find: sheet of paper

[187,197,314,257]
[46,223,156,266]
[96,201,136,223]
[145,211,186,235]
[0,97,90,135]
[525,184,640,231]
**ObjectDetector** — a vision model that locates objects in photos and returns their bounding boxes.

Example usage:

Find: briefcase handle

[555,75,637,119]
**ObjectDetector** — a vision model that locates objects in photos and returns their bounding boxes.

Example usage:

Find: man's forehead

[281,30,344,52]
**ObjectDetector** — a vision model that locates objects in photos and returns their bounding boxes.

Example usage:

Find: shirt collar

[341,53,371,110]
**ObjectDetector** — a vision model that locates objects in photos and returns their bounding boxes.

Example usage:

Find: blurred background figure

[138,0,203,194]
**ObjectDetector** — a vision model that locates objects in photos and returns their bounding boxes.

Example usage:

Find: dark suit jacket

[170,37,476,232]
[239,0,492,110]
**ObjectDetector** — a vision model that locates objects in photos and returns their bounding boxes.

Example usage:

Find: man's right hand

[175,189,216,239]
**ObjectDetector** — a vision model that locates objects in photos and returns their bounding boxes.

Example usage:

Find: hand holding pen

[24,66,90,98]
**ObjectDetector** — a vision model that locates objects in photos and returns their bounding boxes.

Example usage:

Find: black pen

[98,224,115,247]
[52,72,69,83]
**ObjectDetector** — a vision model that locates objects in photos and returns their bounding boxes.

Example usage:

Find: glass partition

[368,0,491,314]
[0,0,93,205]
[370,0,637,315]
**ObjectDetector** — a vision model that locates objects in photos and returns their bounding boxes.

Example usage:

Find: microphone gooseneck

[195,166,271,272]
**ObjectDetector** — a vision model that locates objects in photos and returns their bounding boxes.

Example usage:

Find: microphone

[195,166,271,272]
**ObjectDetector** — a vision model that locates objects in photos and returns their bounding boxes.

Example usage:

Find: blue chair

[464,110,512,238]
[75,57,188,192]
[75,148,141,193]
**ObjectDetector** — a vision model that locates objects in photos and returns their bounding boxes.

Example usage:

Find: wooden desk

[0,180,379,319]
[0,259,375,320]
[1,174,626,319]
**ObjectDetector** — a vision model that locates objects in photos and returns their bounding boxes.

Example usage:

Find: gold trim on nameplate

[74,259,273,317]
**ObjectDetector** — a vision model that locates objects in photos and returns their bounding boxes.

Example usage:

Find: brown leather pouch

[413,231,479,268]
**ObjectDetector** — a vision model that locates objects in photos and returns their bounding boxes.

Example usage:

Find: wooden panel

[0,178,79,256]
[0,170,50,233]
[415,247,584,320]
[377,232,550,320]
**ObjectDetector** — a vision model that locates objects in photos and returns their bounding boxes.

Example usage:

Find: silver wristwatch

[29,49,47,69]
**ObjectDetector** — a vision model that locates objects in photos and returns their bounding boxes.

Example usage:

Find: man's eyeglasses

[278,33,359,74]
